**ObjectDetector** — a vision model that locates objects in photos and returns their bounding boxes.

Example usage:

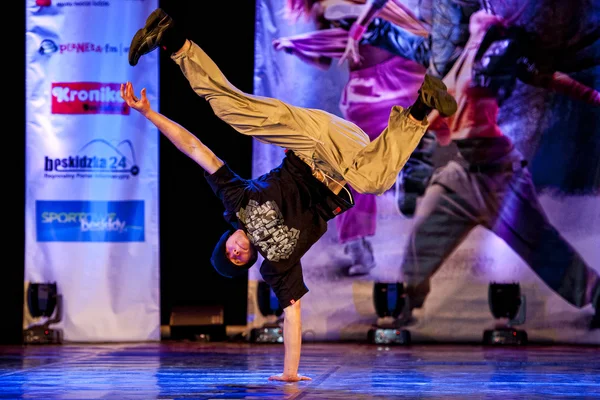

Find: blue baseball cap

[210,230,257,278]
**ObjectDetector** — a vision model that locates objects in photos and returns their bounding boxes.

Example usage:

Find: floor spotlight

[250,281,284,343]
[23,282,63,344]
[367,282,411,345]
[483,282,527,345]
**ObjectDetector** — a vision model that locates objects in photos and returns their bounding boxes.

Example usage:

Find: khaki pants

[172,41,428,195]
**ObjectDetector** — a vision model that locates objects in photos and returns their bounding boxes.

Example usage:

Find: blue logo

[44,139,139,180]
[36,200,144,242]
[39,39,59,55]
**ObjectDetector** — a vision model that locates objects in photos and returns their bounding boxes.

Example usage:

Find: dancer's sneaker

[417,74,457,117]
[128,8,174,66]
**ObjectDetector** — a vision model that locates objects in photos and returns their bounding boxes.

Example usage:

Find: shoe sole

[128,9,168,66]
[424,74,446,88]
[430,89,457,117]
[419,74,457,117]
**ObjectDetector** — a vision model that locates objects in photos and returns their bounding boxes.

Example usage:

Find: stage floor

[1,341,598,399]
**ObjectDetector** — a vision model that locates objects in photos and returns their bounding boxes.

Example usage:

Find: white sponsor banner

[25,0,160,341]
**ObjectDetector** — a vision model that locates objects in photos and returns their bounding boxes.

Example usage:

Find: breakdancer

[125,8,457,382]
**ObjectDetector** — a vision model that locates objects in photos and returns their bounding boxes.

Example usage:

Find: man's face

[225,229,255,266]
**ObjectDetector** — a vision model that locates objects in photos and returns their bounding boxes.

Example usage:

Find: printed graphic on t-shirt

[237,200,300,262]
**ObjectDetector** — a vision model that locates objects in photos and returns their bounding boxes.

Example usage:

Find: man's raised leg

[127,9,370,163]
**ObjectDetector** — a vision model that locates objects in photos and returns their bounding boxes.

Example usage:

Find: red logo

[51,83,129,115]
[36,0,51,6]
[58,43,104,54]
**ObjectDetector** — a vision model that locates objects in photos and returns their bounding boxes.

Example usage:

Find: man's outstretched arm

[268,299,311,382]
[120,81,224,174]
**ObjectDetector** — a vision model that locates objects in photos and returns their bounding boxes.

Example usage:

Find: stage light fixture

[367,282,411,345]
[483,282,527,345]
[23,282,63,344]
[250,281,284,343]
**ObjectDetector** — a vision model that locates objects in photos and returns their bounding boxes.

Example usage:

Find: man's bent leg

[340,72,458,195]
[342,106,428,194]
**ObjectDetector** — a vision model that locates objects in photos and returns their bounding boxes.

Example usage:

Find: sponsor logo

[36,200,145,242]
[51,82,129,115]
[38,40,130,57]
[44,139,140,180]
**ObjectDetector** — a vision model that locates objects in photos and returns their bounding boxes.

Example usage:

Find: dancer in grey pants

[403,137,600,313]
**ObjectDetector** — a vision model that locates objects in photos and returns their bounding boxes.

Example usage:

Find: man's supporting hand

[268,373,312,382]
[274,298,310,382]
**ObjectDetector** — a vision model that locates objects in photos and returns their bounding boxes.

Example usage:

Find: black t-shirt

[205,151,353,308]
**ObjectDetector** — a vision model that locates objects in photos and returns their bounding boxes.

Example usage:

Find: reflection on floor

[1,341,599,399]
